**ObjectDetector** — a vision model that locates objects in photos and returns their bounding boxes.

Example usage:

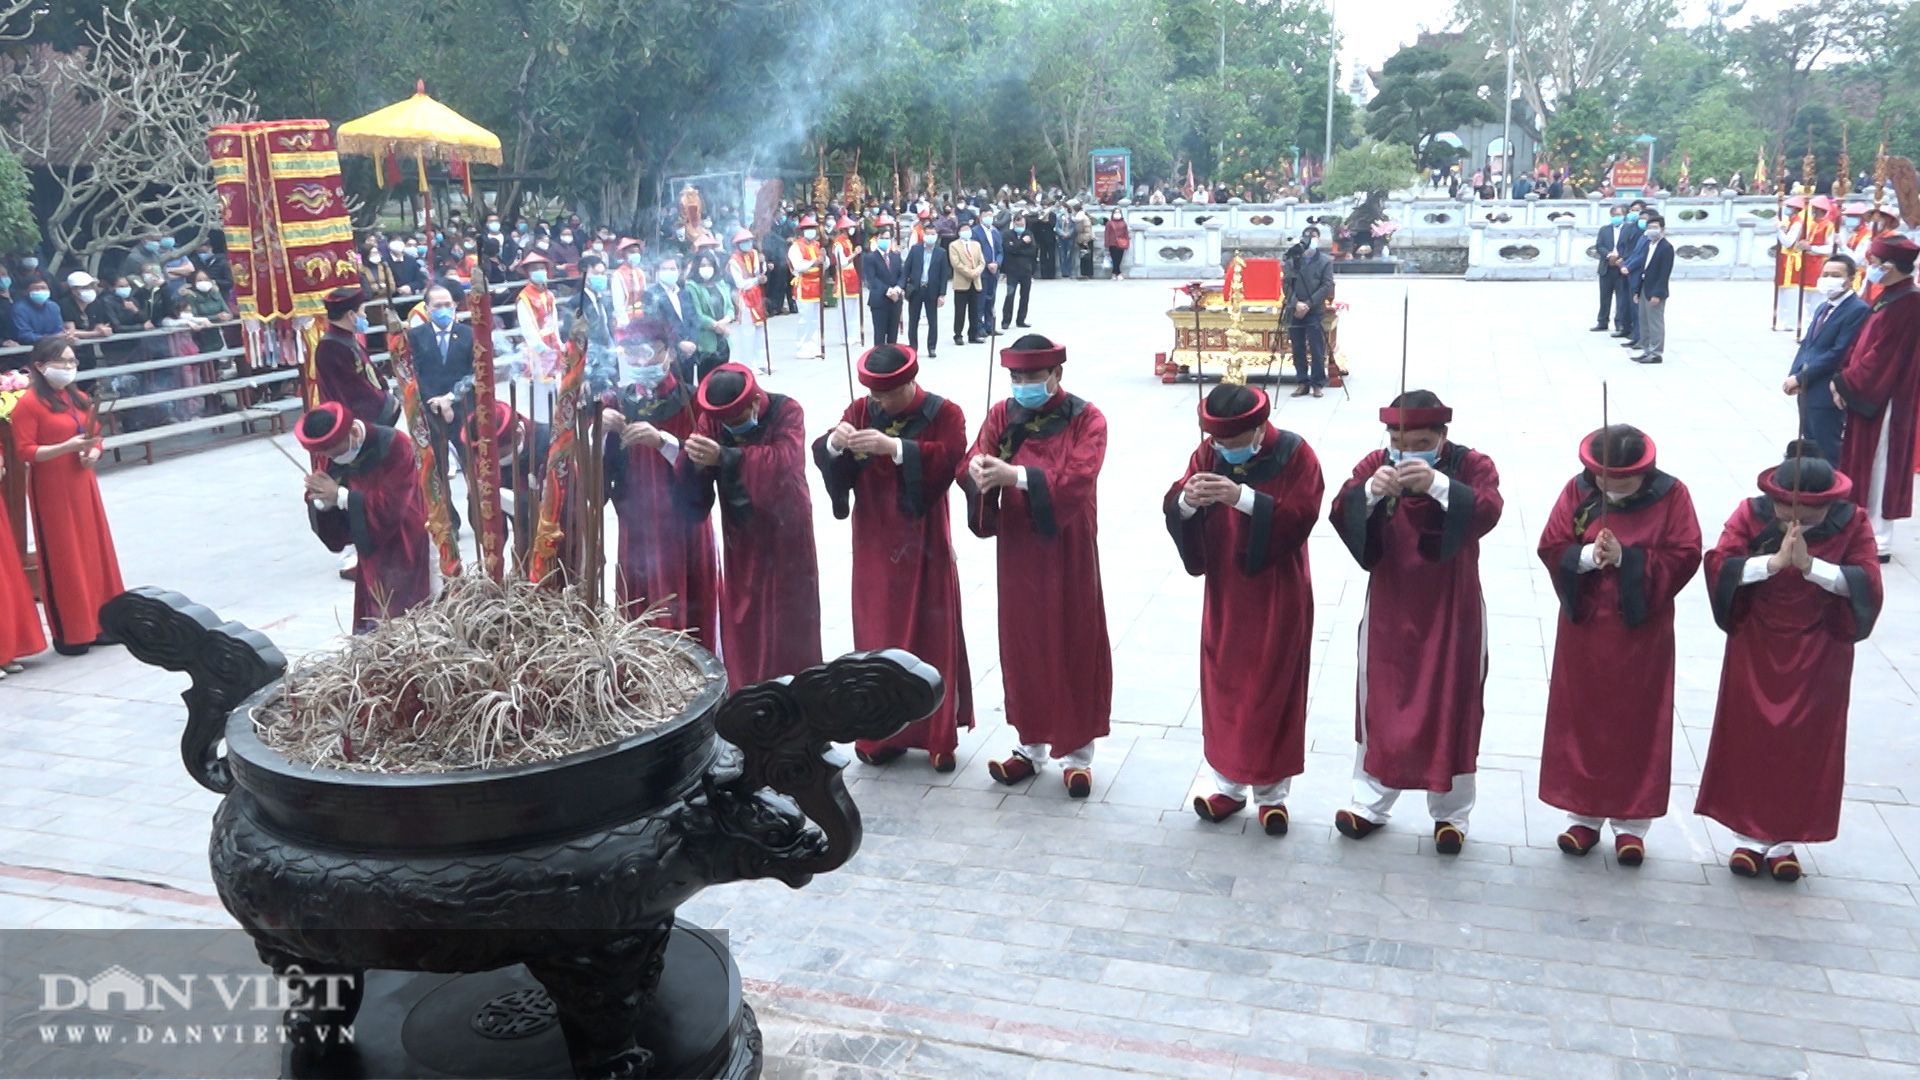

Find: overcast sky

[1336,0,1807,76]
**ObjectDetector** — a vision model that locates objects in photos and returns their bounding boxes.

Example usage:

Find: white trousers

[1867,410,1897,555]
[1568,813,1653,838]
[1016,741,1095,769]
[795,301,821,354]
[1212,769,1291,805]
[1734,834,1797,858]
[1349,744,1476,828]
[1776,285,1809,329]
[735,320,767,370]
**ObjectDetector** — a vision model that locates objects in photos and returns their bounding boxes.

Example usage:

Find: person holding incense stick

[1696,441,1881,882]
[678,363,821,688]
[813,344,973,772]
[1328,391,1503,854]
[297,402,430,635]
[1537,425,1701,865]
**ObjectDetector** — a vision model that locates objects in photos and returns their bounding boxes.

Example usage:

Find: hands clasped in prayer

[829,422,901,459]
[1181,472,1243,508]
[1366,457,1437,499]
[967,454,1020,491]
[1767,520,1815,576]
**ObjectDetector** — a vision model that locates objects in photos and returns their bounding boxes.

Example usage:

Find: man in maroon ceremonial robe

[297,402,431,634]
[599,327,719,652]
[1329,391,1502,854]
[959,334,1110,798]
[312,285,399,428]
[1697,444,1882,883]
[1537,425,1701,865]
[814,344,973,771]
[677,363,821,687]
[1166,384,1323,835]
[1831,235,1920,561]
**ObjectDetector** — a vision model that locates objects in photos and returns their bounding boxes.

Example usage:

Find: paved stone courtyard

[3,276,1918,1079]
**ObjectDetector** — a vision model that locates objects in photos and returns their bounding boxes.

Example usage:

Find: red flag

[379,148,401,189]
[1184,161,1195,199]
[1029,165,1038,194]
[450,158,472,199]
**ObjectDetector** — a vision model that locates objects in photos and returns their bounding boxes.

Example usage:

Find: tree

[1450,0,1677,140]
[1668,85,1768,187]
[0,4,254,276]
[1724,0,1888,149]
[1364,45,1498,167]
[1320,138,1418,198]
[0,140,37,253]
[1024,0,1170,191]
[1543,90,1625,191]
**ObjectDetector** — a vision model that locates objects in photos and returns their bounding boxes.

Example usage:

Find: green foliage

[1667,86,1768,186]
[1320,139,1417,198]
[0,141,38,253]
[1545,92,1626,191]
[1364,45,1497,168]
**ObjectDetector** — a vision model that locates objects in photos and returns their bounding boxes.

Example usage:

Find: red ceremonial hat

[1868,234,1919,271]
[1378,403,1453,429]
[696,362,762,421]
[835,215,856,230]
[731,228,754,245]
[1578,428,1658,477]
[519,249,552,266]
[323,284,368,319]
[917,209,933,220]
[1756,463,1852,506]
[1784,195,1808,209]
[1811,194,1836,212]
[874,214,896,228]
[1000,337,1066,371]
[1198,386,1269,438]
[295,402,351,452]
[857,345,918,391]
[796,214,818,228]
[616,237,642,251]
[465,400,516,452]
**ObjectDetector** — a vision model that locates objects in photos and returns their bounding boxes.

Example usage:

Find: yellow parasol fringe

[337,81,503,167]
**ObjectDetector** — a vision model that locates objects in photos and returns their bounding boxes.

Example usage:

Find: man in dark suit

[1592,205,1630,332]
[1618,207,1651,348]
[1630,214,1673,365]
[970,211,1004,341]
[1282,228,1335,397]
[408,284,476,530]
[902,228,950,356]
[861,219,907,345]
[643,255,701,357]
[1000,212,1038,329]
[1784,254,1870,460]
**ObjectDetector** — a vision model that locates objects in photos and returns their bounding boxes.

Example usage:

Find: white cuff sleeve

[825,436,844,458]
[890,439,904,465]
[1741,559,1777,585]
[1364,486,1384,510]
[1425,470,1451,510]
[1232,484,1257,515]
[334,487,351,512]
[657,432,681,464]
[1015,468,1030,491]
[1805,557,1851,596]
[1578,543,1600,572]
[1178,493,1200,519]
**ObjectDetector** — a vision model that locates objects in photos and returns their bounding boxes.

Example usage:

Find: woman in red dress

[10,337,123,655]
[0,458,44,674]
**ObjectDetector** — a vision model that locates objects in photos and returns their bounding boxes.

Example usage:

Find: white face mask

[1644,227,1663,240]
[195,280,215,293]
[331,438,362,465]
[42,366,77,388]
[1824,277,1852,298]
[77,288,96,304]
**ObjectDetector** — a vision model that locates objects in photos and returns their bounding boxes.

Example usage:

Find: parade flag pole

[1599,381,1611,529]
[1794,135,1816,344]
[836,243,855,399]
[984,320,999,420]
[1398,288,1409,425]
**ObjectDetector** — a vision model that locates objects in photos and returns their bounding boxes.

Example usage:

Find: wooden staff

[1794,135,1816,344]
[1188,282,1206,398]
[467,280,506,581]
[984,318,999,419]
[836,240,855,398]
[1598,382,1611,528]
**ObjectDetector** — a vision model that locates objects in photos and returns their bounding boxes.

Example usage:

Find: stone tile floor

[2,277,1917,1078]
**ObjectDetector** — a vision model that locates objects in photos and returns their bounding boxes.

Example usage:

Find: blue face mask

[1217,443,1257,465]
[429,307,455,330]
[1388,447,1440,466]
[529,269,548,285]
[115,286,131,298]
[1609,215,1623,225]
[0,276,10,290]
[353,315,371,334]
[588,273,610,291]
[723,416,757,435]
[159,238,175,251]
[633,363,667,389]
[1865,264,1890,285]
[27,289,49,304]
[1009,382,1052,408]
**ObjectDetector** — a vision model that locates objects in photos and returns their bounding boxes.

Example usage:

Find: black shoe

[1620,340,1640,348]
[969,336,985,344]
[953,336,964,346]
[1290,384,1311,397]
[1589,325,1609,332]
[1879,552,1892,564]
[53,641,90,657]
[1631,354,1663,365]
[1609,330,1628,338]
[926,350,936,358]
[1016,321,1031,328]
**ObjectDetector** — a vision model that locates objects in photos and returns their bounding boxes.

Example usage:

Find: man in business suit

[1630,214,1674,365]
[1784,255,1870,461]
[1000,212,1038,329]
[1283,229,1335,397]
[1611,205,1647,345]
[862,217,907,345]
[408,284,476,531]
[1593,205,1630,332]
[903,226,950,357]
[948,223,985,345]
[970,210,1004,343]
[644,255,701,359]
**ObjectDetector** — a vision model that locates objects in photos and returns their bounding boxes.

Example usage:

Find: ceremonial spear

[1794,135,1816,345]
[1771,146,1783,331]
[1598,382,1610,531]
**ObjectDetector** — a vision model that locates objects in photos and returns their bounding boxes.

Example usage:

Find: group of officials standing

[292,232,1916,887]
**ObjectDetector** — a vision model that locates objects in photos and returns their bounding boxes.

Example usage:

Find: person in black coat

[1592,204,1632,333]
[643,256,703,360]
[861,220,907,345]
[1032,206,1058,280]
[1281,229,1335,396]
[1783,255,1870,462]
[901,230,950,357]
[407,283,477,530]
[1629,214,1673,365]
[999,213,1038,329]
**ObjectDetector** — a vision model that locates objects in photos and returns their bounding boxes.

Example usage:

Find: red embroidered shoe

[928,752,956,773]
[1192,793,1246,823]
[1767,852,1802,883]
[1334,809,1379,840]
[1433,822,1465,855]
[1728,848,1763,878]
[1557,825,1601,856]
[1258,804,1290,836]
[855,746,906,767]
[1063,767,1092,799]
[1614,834,1646,867]
[988,754,1036,785]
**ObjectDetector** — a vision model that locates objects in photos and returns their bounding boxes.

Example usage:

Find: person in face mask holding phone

[598,323,718,650]
[1536,425,1701,866]
[1168,384,1323,836]
[1329,391,1504,855]
[296,402,431,634]
[1783,254,1869,463]
[10,337,121,655]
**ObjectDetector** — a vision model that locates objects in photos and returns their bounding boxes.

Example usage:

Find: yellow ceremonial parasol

[337,80,502,276]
